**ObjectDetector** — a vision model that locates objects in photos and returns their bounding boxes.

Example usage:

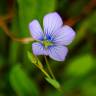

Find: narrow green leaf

[45,77,60,90]
[27,51,37,64]
[9,64,38,96]
[27,51,43,68]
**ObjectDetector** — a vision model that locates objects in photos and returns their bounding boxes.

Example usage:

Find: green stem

[44,56,56,80]
[40,68,51,79]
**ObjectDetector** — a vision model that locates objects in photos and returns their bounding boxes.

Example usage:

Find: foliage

[0,0,96,96]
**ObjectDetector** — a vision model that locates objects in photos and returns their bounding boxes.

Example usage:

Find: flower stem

[44,56,56,80]
[40,68,51,78]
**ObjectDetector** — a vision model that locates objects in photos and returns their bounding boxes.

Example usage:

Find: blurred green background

[0,0,96,96]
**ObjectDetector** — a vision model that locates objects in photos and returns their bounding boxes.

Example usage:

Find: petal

[53,25,76,45]
[29,20,44,40]
[48,45,68,61]
[32,42,48,55]
[43,12,63,37]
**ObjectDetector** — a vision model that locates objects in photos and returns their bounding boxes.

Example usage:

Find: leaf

[9,64,39,96]
[27,51,37,64]
[45,77,60,90]
[66,54,94,76]
[27,51,43,68]
[27,51,51,78]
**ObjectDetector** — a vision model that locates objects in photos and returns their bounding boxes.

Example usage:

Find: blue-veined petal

[29,20,44,40]
[43,12,63,38]
[53,25,76,45]
[32,42,48,55]
[48,45,68,61]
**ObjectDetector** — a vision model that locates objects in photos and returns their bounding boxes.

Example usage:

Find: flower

[29,12,76,61]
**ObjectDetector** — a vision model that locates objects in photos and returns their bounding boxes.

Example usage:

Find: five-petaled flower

[29,12,76,61]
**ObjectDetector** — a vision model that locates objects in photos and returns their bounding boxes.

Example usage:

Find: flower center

[43,40,53,47]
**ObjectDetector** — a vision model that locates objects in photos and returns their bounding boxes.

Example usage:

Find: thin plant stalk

[44,56,56,80]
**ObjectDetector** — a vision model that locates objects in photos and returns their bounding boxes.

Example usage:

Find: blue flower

[29,12,76,61]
